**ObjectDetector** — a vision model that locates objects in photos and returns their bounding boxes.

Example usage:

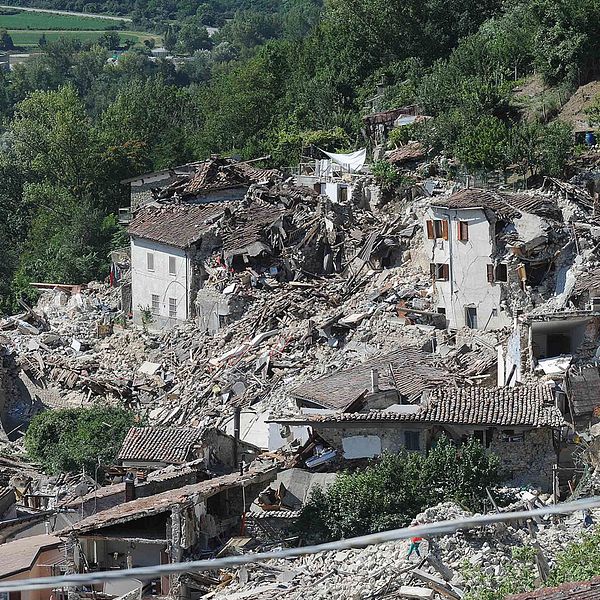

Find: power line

[2,496,599,593]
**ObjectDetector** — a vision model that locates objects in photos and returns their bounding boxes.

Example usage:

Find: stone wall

[489,427,556,492]
[315,422,557,492]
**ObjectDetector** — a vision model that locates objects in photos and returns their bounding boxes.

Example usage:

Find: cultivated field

[0,6,160,47]
[7,29,161,46]
[0,7,122,30]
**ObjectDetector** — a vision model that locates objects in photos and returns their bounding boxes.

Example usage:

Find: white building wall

[423,206,511,330]
[131,237,190,329]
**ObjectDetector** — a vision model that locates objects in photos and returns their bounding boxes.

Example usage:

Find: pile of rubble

[208,501,599,600]
[0,255,455,434]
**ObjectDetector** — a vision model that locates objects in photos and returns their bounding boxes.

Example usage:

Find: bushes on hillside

[24,405,136,476]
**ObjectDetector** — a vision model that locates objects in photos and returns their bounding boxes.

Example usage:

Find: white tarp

[320,148,367,173]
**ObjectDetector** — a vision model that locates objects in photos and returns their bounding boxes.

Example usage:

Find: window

[437,307,446,315]
[465,306,478,329]
[495,263,508,282]
[168,256,176,275]
[168,297,177,318]
[426,219,449,240]
[339,186,348,202]
[473,429,492,448]
[404,431,420,451]
[430,263,449,281]
[151,294,160,315]
[146,252,155,271]
[487,263,508,283]
[457,221,469,241]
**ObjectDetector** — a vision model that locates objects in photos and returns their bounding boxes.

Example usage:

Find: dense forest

[0,0,599,312]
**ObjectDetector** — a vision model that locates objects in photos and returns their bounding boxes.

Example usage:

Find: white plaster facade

[130,237,192,330]
[422,205,511,330]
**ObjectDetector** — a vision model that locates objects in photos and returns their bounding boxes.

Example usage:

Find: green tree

[24,406,136,476]
[454,115,509,173]
[0,29,14,51]
[164,25,178,52]
[97,31,121,50]
[297,437,501,542]
[176,22,213,54]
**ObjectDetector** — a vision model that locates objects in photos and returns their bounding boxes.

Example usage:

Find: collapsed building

[414,188,572,330]
[4,148,600,598]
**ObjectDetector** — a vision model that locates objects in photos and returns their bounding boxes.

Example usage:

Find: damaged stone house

[276,384,565,492]
[117,426,259,472]
[128,155,399,331]
[127,157,281,328]
[128,203,226,328]
[415,188,570,330]
[58,466,276,598]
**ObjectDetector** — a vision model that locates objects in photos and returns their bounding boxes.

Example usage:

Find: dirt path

[0,4,131,21]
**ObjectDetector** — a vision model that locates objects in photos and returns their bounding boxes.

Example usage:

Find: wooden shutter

[430,263,436,279]
[442,220,449,240]
[458,221,469,241]
[487,264,495,283]
[442,264,449,280]
[426,220,434,239]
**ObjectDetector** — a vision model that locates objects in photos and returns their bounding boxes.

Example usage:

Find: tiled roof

[128,203,226,248]
[504,194,562,220]
[292,385,564,428]
[432,189,521,219]
[61,466,277,535]
[290,348,453,410]
[168,158,279,197]
[117,427,205,464]
[386,142,426,165]
[506,577,600,600]
[0,534,61,579]
[221,204,288,257]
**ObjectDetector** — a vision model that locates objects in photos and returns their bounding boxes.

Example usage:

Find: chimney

[124,473,136,502]
[371,368,379,394]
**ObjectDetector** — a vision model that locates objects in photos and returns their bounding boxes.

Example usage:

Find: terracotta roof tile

[431,189,520,219]
[0,534,61,579]
[290,349,454,410]
[386,142,426,165]
[61,466,277,535]
[118,427,205,464]
[128,203,225,248]
[296,385,564,428]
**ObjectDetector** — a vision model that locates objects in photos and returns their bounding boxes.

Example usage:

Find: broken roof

[386,142,426,166]
[505,194,562,220]
[160,157,280,199]
[506,577,600,600]
[431,189,520,219]
[0,534,61,579]
[118,427,205,464]
[127,203,225,248]
[290,348,454,410]
[567,367,600,417]
[61,466,277,535]
[221,204,288,258]
[284,385,564,428]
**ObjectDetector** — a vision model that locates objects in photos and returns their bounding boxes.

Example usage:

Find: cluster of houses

[3,105,600,597]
